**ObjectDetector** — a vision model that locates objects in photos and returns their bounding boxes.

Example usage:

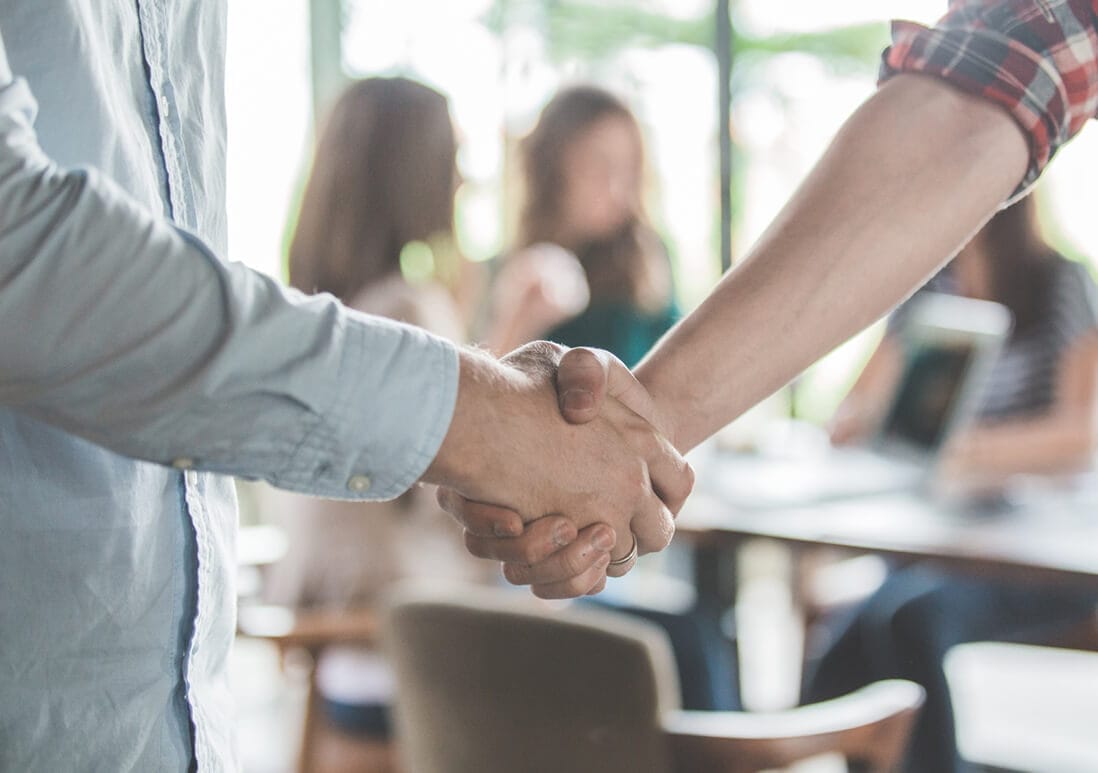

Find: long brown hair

[518,85,668,311]
[978,195,1056,338]
[289,77,457,302]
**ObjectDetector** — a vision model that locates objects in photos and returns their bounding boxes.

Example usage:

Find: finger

[464,515,578,564]
[645,432,695,516]
[604,520,640,578]
[531,553,612,600]
[599,398,694,516]
[628,488,676,558]
[557,348,664,434]
[585,575,608,596]
[500,523,615,586]
[437,488,523,538]
[604,539,638,578]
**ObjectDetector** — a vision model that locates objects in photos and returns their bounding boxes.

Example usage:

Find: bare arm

[945,333,1098,477]
[828,336,903,446]
[635,75,1028,452]
[479,244,590,356]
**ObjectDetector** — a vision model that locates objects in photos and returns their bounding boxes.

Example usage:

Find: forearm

[423,348,516,492]
[957,338,1098,476]
[955,418,1097,477]
[635,75,1028,452]
[0,75,459,500]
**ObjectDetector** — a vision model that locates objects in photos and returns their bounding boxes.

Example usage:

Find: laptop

[712,292,1013,509]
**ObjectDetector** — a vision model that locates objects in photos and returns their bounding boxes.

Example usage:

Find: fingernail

[553,523,574,548]
[592,529,615,552]
[561,389,594,413]
[494,520,520,538]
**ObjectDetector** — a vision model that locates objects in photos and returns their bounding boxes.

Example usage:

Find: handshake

[423,341,694,599]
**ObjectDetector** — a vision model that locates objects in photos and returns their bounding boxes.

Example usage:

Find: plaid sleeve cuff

[880,1,1098,195]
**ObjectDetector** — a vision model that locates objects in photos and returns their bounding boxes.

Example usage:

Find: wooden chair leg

[297,660,320,773]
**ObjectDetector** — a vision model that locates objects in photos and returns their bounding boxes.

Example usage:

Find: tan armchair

[382,586,925,773]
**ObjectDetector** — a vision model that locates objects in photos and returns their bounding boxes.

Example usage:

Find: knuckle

[635,519,674,555]
[680,462,696,496]
[519,540,545,565]
[656,461,694,516]
[560,548,586,578]
[683,460,696,488]
[526,340,564,364]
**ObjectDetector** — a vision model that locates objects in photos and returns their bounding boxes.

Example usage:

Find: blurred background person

[487,84,679,367]
[802,193,1098,773]
[263,76,503,742]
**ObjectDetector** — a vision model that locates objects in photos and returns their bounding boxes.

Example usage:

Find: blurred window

[224,0,1098,422]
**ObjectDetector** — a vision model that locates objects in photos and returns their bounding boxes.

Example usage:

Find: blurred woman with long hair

[267,76,497,740]
[490,84,678,367]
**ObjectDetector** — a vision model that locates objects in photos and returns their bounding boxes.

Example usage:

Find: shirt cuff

[280,311,460,501]
[880,8,1098,197]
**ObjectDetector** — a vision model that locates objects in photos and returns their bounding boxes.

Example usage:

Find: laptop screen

[877,340,978,453]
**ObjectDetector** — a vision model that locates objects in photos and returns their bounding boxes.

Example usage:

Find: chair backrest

[383,584,925,773]
[382,585,682,773]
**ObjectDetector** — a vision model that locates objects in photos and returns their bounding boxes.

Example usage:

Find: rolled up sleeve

[881,0,1098,193]
[0,61,458,501]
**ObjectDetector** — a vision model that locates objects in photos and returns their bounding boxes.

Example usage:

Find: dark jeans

[584,598,741,711]
[322,698,391,739]
[801,565,1095,773]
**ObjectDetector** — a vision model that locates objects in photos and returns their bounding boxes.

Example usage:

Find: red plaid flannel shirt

[882,0,1098,192]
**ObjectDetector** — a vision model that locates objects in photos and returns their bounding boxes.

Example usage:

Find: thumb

[555,347,607,424]
[556,347,663,433]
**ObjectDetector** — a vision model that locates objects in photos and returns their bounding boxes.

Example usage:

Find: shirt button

[347,475,372,493]
[172,457,195,470]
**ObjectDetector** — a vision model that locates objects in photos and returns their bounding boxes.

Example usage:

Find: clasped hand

[435,342,692,598]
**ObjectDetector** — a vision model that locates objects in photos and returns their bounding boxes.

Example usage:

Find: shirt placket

[135,1,213,768]
[136,0,190,226]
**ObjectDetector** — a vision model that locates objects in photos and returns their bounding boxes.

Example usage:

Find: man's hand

[434,345,691,598]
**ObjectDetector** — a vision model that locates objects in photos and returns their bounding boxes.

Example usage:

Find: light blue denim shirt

[0,2,459,770]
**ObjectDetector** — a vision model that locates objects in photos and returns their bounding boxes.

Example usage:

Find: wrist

[633,363,684,452]
[422,348,505,491]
